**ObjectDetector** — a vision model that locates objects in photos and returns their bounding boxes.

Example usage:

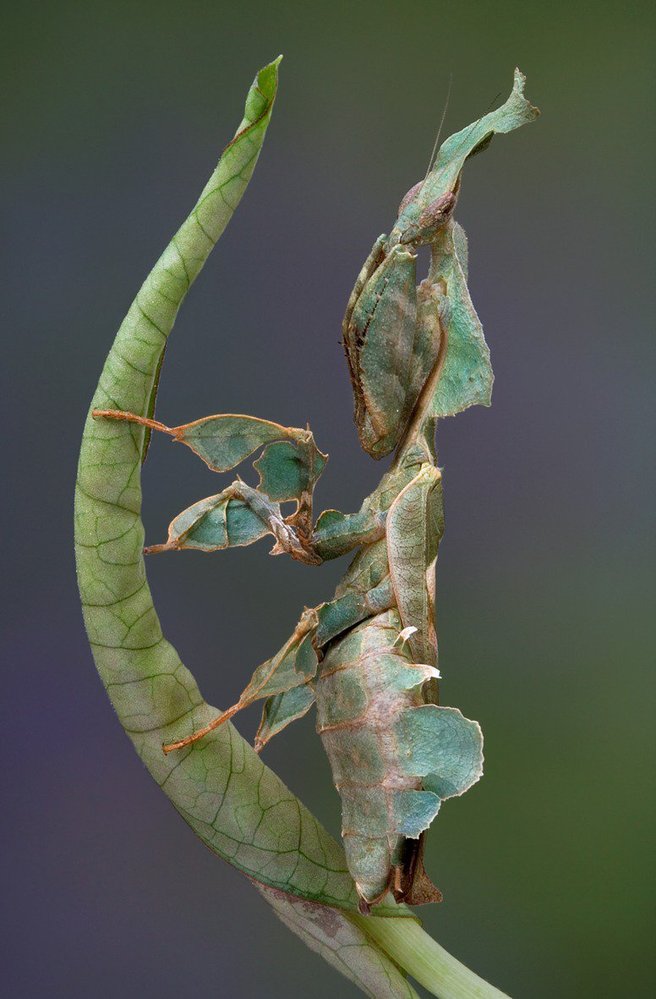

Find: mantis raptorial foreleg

[93,408,329,563]
[161,606,320,753]
[93,69,539,911]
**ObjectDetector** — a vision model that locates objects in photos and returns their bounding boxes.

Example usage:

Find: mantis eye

[419,192,456,230]
[398,180,423,216]
[398,190,456,246]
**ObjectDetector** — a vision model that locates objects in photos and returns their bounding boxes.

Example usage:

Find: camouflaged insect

[94,69,538,912]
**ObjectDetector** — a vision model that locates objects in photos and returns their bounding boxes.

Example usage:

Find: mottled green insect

[95,69,538,913]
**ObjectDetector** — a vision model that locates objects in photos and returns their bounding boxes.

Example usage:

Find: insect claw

[415,662,442,679]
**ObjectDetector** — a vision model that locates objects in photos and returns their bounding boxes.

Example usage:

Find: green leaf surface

[228,608,319,716]
[75,60,413,955]
[313,504,385,560]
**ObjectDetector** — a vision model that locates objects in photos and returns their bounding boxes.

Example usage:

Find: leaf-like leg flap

[396,704,484,798]
[313,506,385,561]
[93,409,328,499]
[314,576,394,648]
[254,683,316,752]
[144,485,275,553]
[91,410,310,479]
[254,436,328,541]
[163,608,320,754]
[240,612,319,704]
[392,790,441,838]
[146,480,320,564]
[172,414,314,472]
[254,439,327,503]
[386,464,444,665]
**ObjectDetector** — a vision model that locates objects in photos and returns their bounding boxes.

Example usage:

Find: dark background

[3,1,655,996]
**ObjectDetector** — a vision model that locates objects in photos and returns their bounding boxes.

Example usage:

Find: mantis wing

[423,220,494,418]
[343,240,420,458]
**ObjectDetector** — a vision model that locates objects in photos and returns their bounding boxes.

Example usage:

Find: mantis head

[393,186,458,248]
[343,69,539,460]
[389,67,539,253]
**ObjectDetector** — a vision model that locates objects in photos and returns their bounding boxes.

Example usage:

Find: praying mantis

[94,69,538,914]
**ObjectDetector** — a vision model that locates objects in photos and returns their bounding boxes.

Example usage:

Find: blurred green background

[2,1,654,996]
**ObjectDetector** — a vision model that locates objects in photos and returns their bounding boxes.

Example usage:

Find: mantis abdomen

[317,610,448,909]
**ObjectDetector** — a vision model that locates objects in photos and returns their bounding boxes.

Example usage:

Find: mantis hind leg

[162,607,320,754]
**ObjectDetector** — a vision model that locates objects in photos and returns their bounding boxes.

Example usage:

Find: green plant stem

[353,914,510,999]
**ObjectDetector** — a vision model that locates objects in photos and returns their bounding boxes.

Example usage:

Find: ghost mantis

[94,69,538,914]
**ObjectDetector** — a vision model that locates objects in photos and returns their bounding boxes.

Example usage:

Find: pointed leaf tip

[255,56,282,100]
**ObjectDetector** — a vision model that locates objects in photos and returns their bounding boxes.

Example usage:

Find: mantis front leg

[92,408,329,563]
[93,408,388,563]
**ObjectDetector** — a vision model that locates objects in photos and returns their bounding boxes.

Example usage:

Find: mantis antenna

[448,89,503,164]
[424,73,453,181]
[423,87,504,188]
